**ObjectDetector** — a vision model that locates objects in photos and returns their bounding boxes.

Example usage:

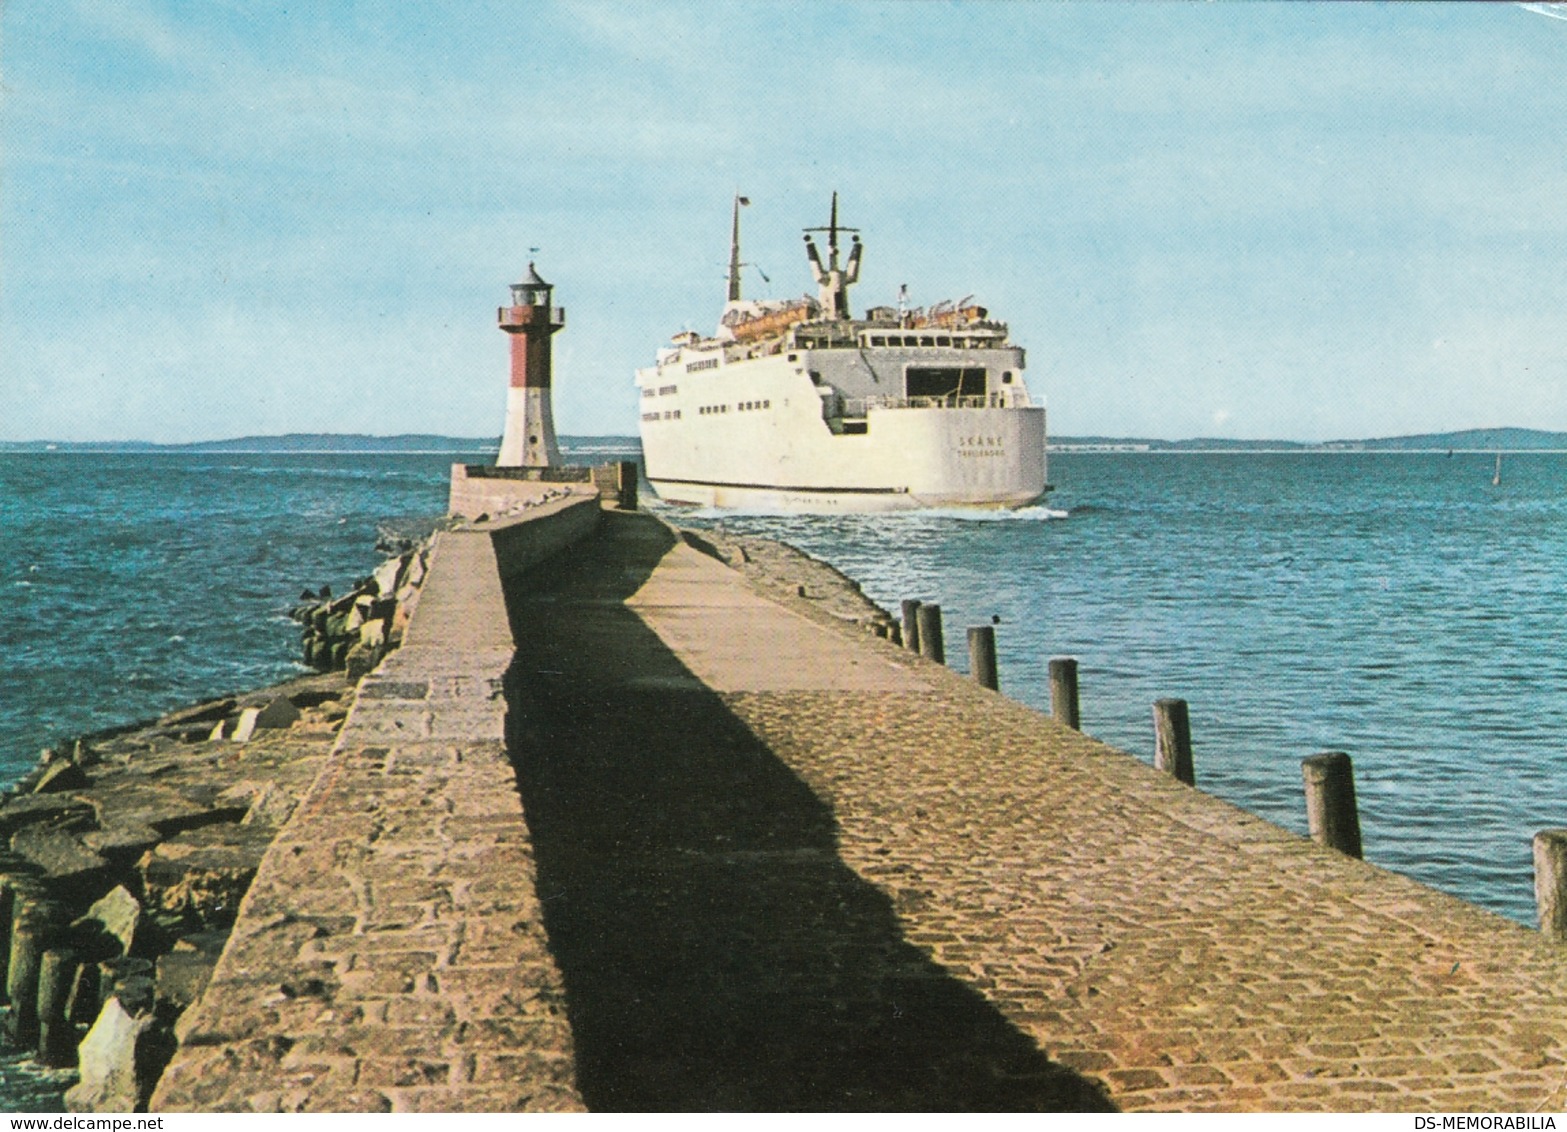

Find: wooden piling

[901,599,922,654]
[1301,752,1363,859]
[0,853,44,997]
[1049,657,1080,730]
[5,897,63,1047]
[916,603,945,664]
[36,947,79,1068]
[968,626,998,690]
[1153,698,1195,785]
[1533,830,1567,941]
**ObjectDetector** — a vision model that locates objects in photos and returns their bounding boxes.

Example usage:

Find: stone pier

[154,499,1567,1112]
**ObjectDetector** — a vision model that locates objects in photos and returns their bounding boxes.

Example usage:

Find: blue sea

[3,446,1564,946]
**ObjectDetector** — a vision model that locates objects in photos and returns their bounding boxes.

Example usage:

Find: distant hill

[1050,427,1567,452]
[4,428,1565,454]
[0,433,652,454]
[1329,427,1567,451]
[0,433,501,453]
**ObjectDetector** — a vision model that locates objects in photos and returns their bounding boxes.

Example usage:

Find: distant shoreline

[2,427,1565,455]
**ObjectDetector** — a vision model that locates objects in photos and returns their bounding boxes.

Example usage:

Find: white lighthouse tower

[496,264,564,467]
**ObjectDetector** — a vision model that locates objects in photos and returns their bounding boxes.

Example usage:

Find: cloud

[65,0,208,66]
[1518,3,1567,22]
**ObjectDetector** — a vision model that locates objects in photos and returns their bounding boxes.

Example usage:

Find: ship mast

[803,191,862,320]
[726,193,750,303]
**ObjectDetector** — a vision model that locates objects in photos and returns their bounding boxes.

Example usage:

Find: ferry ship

[635,195,1049,511]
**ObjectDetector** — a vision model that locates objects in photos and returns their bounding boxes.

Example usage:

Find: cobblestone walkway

[505,511,1567,1112]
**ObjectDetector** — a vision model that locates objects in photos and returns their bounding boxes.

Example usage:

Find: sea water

[3,448,1564,933]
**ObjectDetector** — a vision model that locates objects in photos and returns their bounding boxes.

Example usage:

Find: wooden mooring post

[1048,657,1080,730]
[1301,752,1363,859]
[901,599,922,654]
[916,604,945,664]
[1533,830,1567,941]
[968,626,998,690]
[1153,698,1195,785]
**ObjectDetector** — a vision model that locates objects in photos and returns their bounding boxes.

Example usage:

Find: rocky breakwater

[677,525,900,638]
[0,535,436,1112]
[290,527,440,682]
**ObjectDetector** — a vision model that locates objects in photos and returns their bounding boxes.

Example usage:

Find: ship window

[787,353,798,362]
[871,336,886,347]
[937,336,951,347]
[920,336,935,347]
[764,400,770,409]
[906,366,987,399]
[1002,372,1013,384]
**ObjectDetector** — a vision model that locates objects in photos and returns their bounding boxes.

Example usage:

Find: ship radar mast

[803,191,862,320]
[726,194,750,303]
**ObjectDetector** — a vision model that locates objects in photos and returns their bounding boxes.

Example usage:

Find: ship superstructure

[636,195,1049,511]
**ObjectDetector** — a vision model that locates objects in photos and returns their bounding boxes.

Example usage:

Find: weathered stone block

[230,708,262,743]
[33,760,90,794]
[343,643,371,680]
[0,795,96,840]
[238,784,298,830]
[253,697,301,731]
[64,993,161,1113]
[158,699,236,728]
[76,885,142,957]
[359,619,388,650]
[372,553,409,600]
[155,946,220,1012]
[10,826,111,887]
[139,825,272,929]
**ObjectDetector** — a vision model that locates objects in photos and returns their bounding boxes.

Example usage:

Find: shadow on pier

[497,511,1113,1112]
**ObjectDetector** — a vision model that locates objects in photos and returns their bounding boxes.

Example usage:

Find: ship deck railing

[843,393,1020,416]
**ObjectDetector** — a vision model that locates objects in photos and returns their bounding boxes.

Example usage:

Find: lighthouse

[496,264,565,467]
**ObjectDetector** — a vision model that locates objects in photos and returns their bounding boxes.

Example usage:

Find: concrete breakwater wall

[151,486,605,1112]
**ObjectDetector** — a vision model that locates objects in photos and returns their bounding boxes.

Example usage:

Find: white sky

[5,1,1567,442]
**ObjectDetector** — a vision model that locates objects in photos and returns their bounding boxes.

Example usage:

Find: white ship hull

[638,355,1047,513]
